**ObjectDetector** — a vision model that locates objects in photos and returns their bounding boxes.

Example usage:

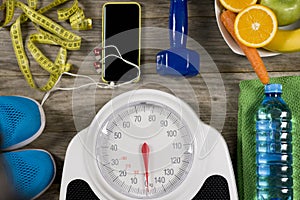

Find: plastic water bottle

[256,84,293,200]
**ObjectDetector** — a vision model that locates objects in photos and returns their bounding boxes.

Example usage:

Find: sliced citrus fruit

[234,5,278,48]
[219,0,257,13]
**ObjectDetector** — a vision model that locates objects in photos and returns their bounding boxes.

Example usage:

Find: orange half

[219,0,257,13]
[234,5,278,48]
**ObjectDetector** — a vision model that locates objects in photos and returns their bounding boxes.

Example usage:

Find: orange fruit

[219,0,257,13]
[234,5,278,48]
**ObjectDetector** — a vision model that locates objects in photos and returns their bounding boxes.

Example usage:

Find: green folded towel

[238,76,300,200]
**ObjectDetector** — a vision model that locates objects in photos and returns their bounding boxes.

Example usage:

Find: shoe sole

[2,96,46,151]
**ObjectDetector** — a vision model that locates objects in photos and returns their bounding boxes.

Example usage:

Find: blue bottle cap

[265,84,282,93]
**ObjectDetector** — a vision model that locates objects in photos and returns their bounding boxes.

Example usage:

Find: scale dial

[60,89,238,200]
[95,101,194,199]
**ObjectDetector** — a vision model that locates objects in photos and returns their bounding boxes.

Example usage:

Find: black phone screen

[103,3,140,83]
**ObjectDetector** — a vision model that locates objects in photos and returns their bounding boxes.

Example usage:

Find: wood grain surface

[0,0,299,199]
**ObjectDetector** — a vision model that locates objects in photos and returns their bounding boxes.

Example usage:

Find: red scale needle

[142,142,150,191]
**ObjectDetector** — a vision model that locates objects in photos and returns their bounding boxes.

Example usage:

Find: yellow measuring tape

[0,0,92,91]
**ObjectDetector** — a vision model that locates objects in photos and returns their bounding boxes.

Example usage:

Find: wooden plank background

[0,0,299,199]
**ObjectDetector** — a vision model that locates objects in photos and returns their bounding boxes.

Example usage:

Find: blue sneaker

[0,96,45,150]
[2,149,56,200]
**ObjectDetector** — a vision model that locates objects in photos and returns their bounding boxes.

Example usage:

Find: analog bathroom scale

[60,89,238,200]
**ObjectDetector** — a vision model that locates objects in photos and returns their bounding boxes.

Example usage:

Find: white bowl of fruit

[215,0,300,57]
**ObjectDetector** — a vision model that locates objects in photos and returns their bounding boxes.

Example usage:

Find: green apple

[260,0,300,26]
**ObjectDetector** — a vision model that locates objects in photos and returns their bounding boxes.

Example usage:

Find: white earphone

[41,45,141,105]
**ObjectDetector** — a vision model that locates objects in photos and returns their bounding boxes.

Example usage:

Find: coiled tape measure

[0,0,92,91]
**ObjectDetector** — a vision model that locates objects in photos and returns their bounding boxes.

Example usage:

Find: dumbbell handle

[169,0,188,48]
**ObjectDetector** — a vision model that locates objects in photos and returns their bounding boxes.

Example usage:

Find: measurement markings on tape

[0,0,92,91]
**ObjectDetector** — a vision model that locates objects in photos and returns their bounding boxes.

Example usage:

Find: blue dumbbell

[156,0,200,77]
